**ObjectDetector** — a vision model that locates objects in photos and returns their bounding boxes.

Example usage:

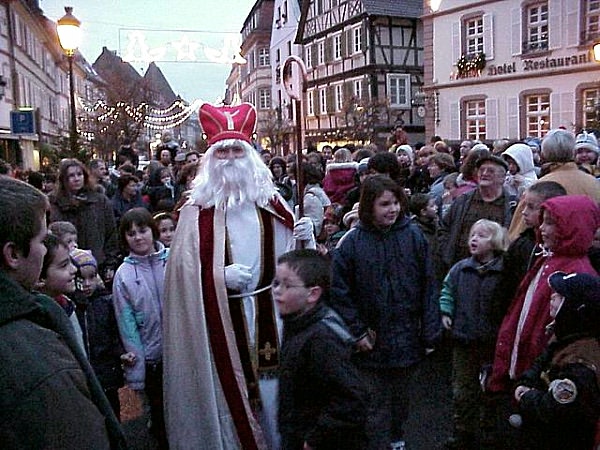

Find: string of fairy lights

[76,97,204,139]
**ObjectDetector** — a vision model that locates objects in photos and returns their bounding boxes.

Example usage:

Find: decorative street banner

[118,28,245,65]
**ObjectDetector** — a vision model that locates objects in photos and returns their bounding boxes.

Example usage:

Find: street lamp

[593,42,600,62]
[56,6,81,156]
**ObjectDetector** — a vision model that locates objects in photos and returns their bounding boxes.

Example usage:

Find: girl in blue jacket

[331,175,441,450]
[112,207,169,448]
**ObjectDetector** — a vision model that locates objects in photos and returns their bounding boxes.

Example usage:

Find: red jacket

[323,162,357,204]
[488,195,600,392]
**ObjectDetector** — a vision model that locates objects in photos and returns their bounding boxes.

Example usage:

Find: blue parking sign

[10,110,35,134]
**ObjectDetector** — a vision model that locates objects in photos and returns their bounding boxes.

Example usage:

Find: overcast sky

[40,0,255,103]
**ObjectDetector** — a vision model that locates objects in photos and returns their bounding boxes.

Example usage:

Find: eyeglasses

[270,279,307,291]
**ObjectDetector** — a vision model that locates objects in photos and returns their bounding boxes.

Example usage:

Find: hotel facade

[422,0,600,143]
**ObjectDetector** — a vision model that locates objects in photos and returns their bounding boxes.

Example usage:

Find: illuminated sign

[118,29,244,65]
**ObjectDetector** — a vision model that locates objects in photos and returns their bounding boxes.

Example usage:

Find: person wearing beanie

[513,272,600,450]
[70,248,126,420]
[574,130,599,176]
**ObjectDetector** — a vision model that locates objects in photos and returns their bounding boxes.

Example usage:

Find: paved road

[120,341,454,450]
[405,340,453,450]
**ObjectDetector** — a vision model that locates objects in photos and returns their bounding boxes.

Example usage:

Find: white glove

[293,216,315,241]
[224,263,252,291]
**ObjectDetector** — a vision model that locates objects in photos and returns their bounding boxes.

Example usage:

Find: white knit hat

[575,131,599,154]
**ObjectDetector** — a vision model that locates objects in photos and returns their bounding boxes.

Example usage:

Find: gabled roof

[361,0,422,18]
[296,0,422,43]
[92,47,142,86]
[144,62,177,105]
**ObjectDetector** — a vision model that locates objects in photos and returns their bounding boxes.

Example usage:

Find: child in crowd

[439,219,509,449]
[317,204,346,254]
[274,249,368,450]
[440,172,459,218]
[153,212,176,248]
[409,193,444,288]
[496,181,567,310]
[514,272,600,450]
[331,175,440,450]
[112,207,169,449]
[71,248,127,419]
[37,234,84,352]
[501,143,538,207]
[488,195,600,394]
[49,220,78,251]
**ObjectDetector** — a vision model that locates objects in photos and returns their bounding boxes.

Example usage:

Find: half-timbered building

[296,0,425,149]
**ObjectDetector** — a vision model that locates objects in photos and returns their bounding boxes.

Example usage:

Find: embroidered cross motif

[259,341,277,361]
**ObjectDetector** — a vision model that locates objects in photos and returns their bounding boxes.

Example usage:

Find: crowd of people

[1,103,600,450]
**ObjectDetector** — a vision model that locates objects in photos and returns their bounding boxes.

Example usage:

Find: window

[318,41,325,65]
[352,27,362,53]
[276,49,280,62]
[583,88,600,129]
[333,34,341,59]
[353,80,362,99]
[306,46,312,68]
[525,3,548,53]
[319,88,327,114]
[465,100,486,140]
[259,89,271,109]
[335,84,343,111]
[465,17,484,56]
[275,65,281,84]
[283,1,288,23]
[525,94,550,137]
[585,0,600,42]
[308,90,314,116]
[388,74,410,107]
[258,48,270,66]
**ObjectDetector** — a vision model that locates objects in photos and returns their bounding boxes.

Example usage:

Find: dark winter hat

[549,271,600,337]
[476,154,509,171]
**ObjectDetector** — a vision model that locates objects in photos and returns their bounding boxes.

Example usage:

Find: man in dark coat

[0,176,126,449]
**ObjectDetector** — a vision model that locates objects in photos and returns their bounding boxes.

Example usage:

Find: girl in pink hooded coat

[488,195,600,393]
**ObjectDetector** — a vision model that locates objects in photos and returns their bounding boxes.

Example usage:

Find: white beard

[190,139,276,209]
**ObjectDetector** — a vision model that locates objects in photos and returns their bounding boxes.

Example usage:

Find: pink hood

[540,195,600,257]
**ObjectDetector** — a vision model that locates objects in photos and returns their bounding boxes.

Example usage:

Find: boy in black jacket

[71,248,128,419]
[274,249,368,450]
[514,271,600,450]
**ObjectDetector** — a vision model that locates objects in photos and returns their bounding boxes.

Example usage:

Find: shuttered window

[583,88,600,129]
[465,100,486,140]
[526,94,550,138]
[465,17,484,55]
[319,88,327,115]
[525,3,548,53]
[388,74,410,107]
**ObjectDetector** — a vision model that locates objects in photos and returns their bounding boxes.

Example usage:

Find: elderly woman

[48,158,119,280]
[508,129,600,241]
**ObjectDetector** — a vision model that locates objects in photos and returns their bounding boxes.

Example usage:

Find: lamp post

[56,7,81,156]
